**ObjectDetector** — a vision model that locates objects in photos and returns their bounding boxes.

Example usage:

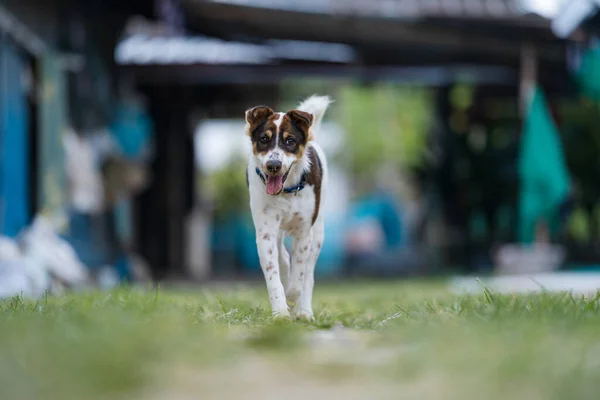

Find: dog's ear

[245,106,274,135]
[287,110,313,132]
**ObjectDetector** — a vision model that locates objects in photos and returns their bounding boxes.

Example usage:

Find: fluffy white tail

[297,95,332,136]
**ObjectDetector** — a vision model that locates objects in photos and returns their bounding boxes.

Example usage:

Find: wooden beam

[0,5,46,56]
[124,64,517,86]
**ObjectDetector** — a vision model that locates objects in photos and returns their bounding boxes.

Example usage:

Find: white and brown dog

[245,95,331,320]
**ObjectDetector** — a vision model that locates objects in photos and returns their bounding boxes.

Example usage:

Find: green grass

[1,280,600,400]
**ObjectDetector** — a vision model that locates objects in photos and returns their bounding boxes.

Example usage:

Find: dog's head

[245,105,314,195]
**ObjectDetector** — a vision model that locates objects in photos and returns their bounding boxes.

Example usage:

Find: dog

[245,95,331,320]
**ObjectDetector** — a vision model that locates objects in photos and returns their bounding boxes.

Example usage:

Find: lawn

[1,279,599,400]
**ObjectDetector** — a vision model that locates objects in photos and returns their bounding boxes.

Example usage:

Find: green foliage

[559,99,600,203]
[337,84,433,182]
[558,98,600,243]
[279,80,433,193]
[278,78,346,111]
[203,156,249,220]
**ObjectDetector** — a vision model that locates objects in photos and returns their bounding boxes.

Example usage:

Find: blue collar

[255,168,307,195]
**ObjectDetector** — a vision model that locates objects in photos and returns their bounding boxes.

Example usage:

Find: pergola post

[519,43,538,116]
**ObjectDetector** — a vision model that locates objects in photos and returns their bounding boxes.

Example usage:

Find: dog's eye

[259,135,269,144]
[285,138,297,146]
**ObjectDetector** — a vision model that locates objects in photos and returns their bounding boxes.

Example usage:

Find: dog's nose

[266,160,282,174]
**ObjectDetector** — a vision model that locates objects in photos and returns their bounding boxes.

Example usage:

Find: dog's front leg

[255,224,289,318]
[296,219,324,321]
[286,229,313,317]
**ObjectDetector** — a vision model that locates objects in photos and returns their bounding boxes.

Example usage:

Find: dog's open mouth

[266,170,289,195]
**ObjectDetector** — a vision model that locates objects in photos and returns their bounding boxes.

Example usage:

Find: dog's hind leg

[296,218,324,321]
[277,233,290,289]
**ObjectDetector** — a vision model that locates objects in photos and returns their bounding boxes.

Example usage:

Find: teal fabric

[577,46,600,101]
[110,100,154,160]
[348,192,404,249]
[518,86,570,243]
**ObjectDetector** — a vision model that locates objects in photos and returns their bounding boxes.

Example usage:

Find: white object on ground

[451,272,600,297]
[20,215,89,287]
[0,235,50,299]
[97,266,120,290]
[494,243,565,275]
[0,217,90,300]
[0,236,21,262]
[0,262,34,299]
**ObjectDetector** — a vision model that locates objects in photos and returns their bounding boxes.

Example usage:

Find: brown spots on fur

[266,263,274,272]
[268,248,273,255]
[306,146,323,225]
[263,233,270,241]
[297,259,303,264]
[317,242,322,249]
[303,246,309,252]
[294,212,299,217]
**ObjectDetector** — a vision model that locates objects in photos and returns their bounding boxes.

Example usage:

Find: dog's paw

[272,308,291,319]
[294,308,314,322]
[285,287,301,304]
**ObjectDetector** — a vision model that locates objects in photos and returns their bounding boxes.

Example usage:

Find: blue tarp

[0,38,30,237]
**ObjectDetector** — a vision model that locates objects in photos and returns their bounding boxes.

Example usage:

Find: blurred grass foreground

[2,281,600,400]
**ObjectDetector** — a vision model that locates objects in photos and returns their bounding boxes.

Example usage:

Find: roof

[180,0,565,68]
[191,0,532,20]
[116,1,572,90]
[115,35,358,65]
[551,0,599,38]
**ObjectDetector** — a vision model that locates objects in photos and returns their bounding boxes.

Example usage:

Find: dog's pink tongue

[266,175,283,195]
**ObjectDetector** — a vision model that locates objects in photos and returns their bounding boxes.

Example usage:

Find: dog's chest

[266,187,316,233]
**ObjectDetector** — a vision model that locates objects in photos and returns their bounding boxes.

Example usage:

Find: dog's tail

[297,95,332,138]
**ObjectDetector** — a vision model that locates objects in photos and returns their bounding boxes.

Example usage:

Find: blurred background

[1,0,600,295]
